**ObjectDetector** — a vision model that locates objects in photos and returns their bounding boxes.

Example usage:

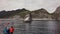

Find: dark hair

[11,26,13,28]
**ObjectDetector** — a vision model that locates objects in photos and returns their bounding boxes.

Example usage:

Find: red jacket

[10,28,14,32]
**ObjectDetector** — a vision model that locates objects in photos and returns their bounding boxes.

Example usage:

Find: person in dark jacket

[3,27,8,34]
[7,28,10,34]
[3,23,10,34]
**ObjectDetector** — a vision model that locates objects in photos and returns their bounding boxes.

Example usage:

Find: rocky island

[0,6,60,20]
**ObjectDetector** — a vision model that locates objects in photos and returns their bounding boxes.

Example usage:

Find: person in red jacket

[9,26,14,34]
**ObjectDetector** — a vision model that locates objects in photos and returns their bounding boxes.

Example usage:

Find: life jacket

[9,28,14,32]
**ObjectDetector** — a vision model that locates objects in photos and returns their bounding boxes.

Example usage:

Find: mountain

[31,8,51,19]
[52,6,60,20]
[0,8,31,18]
[0,7,60,20]
[54,6,60,13]
[17,8,31,18]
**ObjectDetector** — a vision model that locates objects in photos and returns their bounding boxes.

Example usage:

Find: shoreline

[0,18,59,20]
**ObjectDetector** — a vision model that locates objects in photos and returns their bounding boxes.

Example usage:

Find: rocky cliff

[31,8,51,18]
[0,6,60,20]
[52,6,60,20]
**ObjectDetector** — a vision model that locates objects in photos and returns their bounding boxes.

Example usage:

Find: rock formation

[52,6,60,20]
[0,6,60,20]
[31,8,52,20]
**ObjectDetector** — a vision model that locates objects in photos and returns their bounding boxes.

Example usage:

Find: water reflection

[30,20,60,34]
[0,20,60,34]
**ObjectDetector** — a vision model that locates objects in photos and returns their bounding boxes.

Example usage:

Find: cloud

[0,0,60,13]
[0,0,24,10]
[24,0,60,13]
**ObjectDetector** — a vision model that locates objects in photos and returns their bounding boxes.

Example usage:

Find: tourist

[3,23,10,34]
[3,27,8,34]
[9,26,14,34]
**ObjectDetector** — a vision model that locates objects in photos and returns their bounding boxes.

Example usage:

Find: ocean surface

[0,20,60,34]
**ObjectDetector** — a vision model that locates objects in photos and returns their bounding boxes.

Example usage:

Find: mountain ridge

[0,6,60,20]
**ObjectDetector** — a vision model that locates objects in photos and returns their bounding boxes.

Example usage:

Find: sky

[0,0,60,13]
